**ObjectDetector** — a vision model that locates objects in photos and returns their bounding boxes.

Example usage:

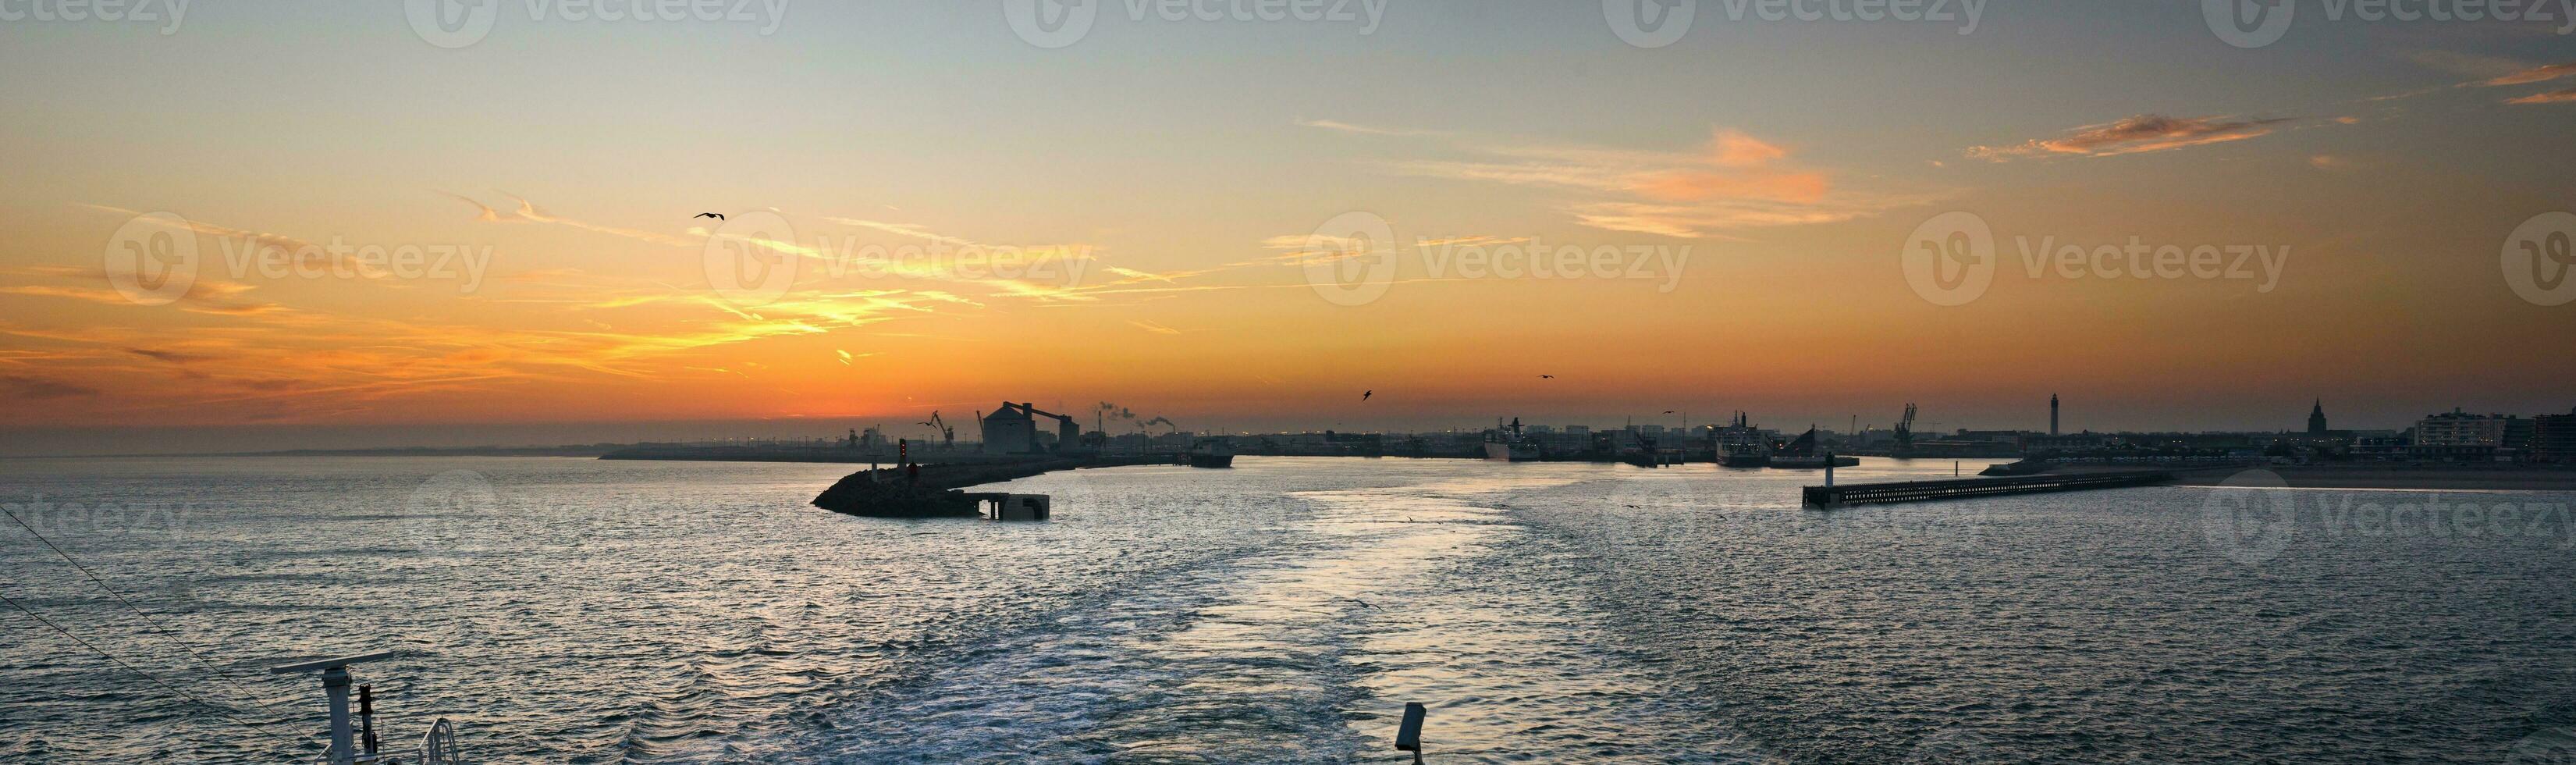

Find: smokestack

[2050,394,2059,436]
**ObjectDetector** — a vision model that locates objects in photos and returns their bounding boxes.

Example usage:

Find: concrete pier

[1803,470,2176,507]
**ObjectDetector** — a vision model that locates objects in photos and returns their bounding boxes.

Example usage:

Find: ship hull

[1484,442,1541,461]
[1187,454,1234,468]
[1768,455,1860,469]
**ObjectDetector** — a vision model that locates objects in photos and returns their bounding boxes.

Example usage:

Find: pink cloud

[1969,114,2293,161]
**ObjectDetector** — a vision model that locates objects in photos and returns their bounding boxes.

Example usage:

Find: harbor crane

[921,411,956,450]
[1895,403,1918,450]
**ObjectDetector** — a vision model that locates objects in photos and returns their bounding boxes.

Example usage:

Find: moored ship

[1717,411,1771,467]
[1484,418,1543,461]
[1187,439,1235,468]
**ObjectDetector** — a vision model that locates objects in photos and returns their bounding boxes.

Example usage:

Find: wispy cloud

[1316,123,1937,238]
[2504,87,2576,104]
[0,374,99,400]
[2475,61,2576,86]
[1968,114,2294,161]
[1295,118,1443,137]
[79,204,386,278]
[449,193,703,247]
[823,217,982,247]
[0,268,285,316]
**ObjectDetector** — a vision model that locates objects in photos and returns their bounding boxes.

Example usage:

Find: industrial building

[980,402,1084,455]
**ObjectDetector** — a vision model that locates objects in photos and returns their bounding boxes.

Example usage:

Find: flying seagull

[1362,390,1373,402]
[1665,410,1677,414]
[1539,375,1555,379]
[695,212,725,221]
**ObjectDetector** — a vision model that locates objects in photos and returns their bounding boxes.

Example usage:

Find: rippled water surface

[5,456,2574,763]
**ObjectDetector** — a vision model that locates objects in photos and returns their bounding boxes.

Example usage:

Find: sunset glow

[4,2,2571,453]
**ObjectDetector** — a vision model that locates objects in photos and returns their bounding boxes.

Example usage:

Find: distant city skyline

[12,394,2574,457]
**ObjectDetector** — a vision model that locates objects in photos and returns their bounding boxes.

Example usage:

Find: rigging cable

[0,589,296,749]
[0,503,286,714]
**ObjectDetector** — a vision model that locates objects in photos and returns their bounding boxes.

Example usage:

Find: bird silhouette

[1362,390,1373,401]
[1664,410,1677,414]
[1539,375,1555,379]
[695,212,725,221]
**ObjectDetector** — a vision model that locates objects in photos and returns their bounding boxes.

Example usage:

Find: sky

[2,1,2573,454]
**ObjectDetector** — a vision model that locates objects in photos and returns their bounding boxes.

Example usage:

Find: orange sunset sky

[3,2,2572,454]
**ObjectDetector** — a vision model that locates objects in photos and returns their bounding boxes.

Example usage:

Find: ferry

[1483,418,1543,461]
[1714,411,1771,467]
[1186,439,1235,468]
